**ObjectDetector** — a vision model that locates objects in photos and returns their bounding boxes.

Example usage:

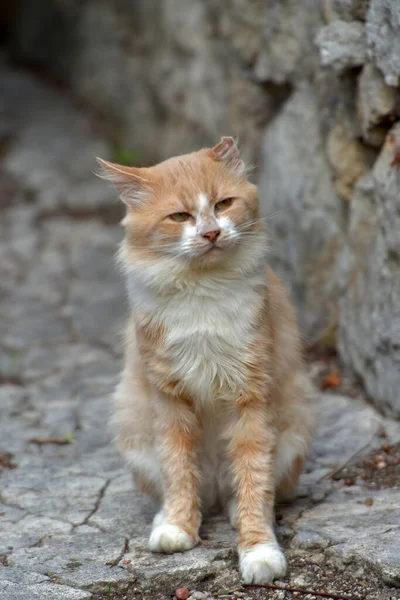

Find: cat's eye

[215,197,234,211]
[168,212,192,222]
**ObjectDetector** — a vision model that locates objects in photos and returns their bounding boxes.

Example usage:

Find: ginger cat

[98,137,314,584]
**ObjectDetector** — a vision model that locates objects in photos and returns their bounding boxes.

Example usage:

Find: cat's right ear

[95,158,152,208]
[207,137,245,177]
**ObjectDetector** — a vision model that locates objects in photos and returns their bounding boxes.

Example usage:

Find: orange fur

[276,456,304,502]
[98,137,315,583]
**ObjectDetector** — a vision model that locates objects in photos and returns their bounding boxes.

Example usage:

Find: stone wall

[6,0,400,416]
[257,0,400,417]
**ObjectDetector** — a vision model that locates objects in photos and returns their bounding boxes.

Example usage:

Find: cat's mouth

[201,243,223,255]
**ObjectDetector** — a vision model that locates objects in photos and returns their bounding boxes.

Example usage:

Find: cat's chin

[190,244,234,266]
[191,252,230,271]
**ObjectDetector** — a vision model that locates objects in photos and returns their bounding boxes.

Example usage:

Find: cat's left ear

[207,136,245,177]
[96,158,152,208]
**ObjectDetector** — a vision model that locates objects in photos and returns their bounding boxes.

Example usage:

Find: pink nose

[202,229,220,243]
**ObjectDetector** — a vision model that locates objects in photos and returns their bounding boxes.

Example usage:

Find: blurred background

[0,0,399,421]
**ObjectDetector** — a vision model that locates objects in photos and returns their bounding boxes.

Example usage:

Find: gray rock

[8,530,126,574]
[251,0,322,84]
[0,515,71,554]
[0,65,114,218]
[316,20,367,72]
[295,488,400,586]
[309,392,398,469]
[0,581,91,600]
[7,0,320,168]
[291,530,330,550]
[57,563,130,589]
[339,123,400,417]
[366,0,400,87]
[332,0,370,21]
[326,122,375,201]
[258,85,342,341]
[189,593,210,600]
[0,504,26,524]
[0,568,49,585]
[357,63,399,147]
[124,524,236,594]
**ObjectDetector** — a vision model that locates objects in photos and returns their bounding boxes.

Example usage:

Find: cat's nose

[202,229,221,243]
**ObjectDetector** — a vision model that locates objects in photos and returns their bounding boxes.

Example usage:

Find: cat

[97,137,315,584]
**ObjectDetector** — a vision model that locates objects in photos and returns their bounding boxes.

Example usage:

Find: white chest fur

[127,269,265,403]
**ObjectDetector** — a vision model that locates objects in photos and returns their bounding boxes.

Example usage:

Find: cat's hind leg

[276,455,304,502]
[275,374,316,502]
[112,370,162,500]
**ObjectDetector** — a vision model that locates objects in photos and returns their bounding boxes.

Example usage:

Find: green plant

[113,147,142,166]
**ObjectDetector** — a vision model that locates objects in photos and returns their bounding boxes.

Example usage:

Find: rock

[7,0,324,168]
[366,0,400,87]
[332,0,370,21]
[258,85,342,341]
[294,488,400,586]
[357,63,399,147]
[0,515,71,554]
[218,0,322,83]
[292,574,309,587]
[251,0,322,84]
[306,392,400,473]
[124,532,235,595]
[316,20,367,72]
[8,0,274,166]
[339,123,400,417]
[291,530,330,550]
[0,65,116,219]
[0,581,92,599]
[326,122,375,200]
[175,587,190,600]
[0,569,49,585]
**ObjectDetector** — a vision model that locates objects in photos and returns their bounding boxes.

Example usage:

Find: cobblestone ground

[1,61,400,600]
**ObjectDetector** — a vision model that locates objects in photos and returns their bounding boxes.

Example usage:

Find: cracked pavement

[1,60,400,599]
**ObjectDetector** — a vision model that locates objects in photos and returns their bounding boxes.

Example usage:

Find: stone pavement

[1,61,400,600]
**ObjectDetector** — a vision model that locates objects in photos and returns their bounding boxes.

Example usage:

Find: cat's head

[97,137,265,273]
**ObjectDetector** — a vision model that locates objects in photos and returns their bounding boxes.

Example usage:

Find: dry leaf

[321,371,341,390]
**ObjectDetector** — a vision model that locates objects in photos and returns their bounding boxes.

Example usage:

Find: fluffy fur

[98,137,315,584]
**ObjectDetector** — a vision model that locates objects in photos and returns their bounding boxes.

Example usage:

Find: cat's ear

[207,137,245,176]
[96,158,152,208]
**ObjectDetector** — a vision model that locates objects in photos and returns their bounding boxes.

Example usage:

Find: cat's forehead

[153,152,241,205]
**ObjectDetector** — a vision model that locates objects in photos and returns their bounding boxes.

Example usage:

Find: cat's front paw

[239,543,287,584]
[149,524,198,554]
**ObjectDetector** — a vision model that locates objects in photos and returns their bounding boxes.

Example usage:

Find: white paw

[149,524,197,554]
[152,510,165,528]
[240,543,287,584]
